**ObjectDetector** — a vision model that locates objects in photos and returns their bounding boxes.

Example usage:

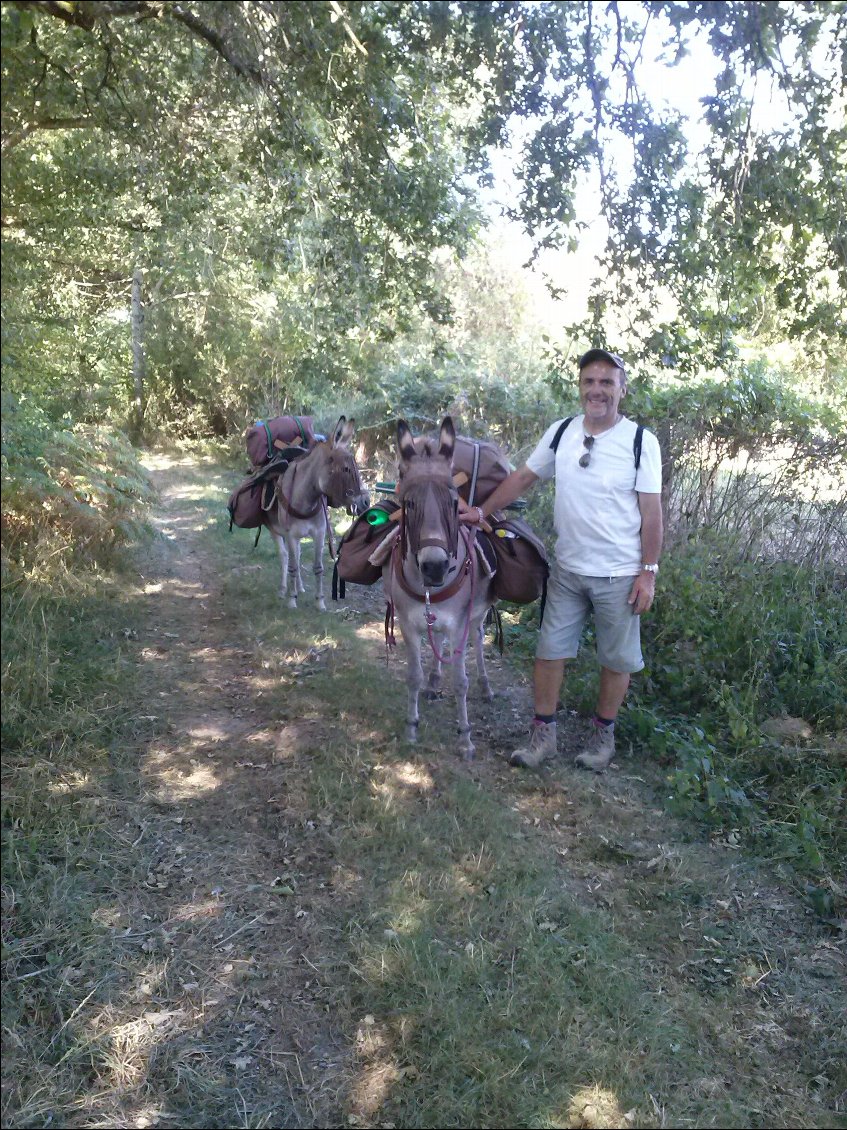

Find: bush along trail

[3,453,845,1130]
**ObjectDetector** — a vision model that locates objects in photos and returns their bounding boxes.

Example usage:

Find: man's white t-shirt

[525,415,662,576]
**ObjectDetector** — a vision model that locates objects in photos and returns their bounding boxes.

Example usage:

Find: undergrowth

[0,429,844,1120]
[1,396,153,578]
[1,406,153,1126]
[505,503,847,892]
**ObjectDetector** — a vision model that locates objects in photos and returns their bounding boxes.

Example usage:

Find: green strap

[295,417,308,446]
[263,421,274,461]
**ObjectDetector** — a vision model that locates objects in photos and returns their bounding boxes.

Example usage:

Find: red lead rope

[425,528,476,665]
[384,523,478,666]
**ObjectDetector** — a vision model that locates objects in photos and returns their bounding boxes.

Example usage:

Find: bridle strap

[425,528,477,665]
[322,495,336,559]
[392,541,472,604]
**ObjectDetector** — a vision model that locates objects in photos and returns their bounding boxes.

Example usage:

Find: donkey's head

[396,417,459,587]
[315,416,370,514]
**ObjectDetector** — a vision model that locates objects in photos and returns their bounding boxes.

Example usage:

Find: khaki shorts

[537,565,644,674]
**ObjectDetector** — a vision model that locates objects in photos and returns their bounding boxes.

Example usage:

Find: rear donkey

[263,416,369,610]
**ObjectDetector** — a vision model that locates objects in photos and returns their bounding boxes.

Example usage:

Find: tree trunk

[129,266,145,441]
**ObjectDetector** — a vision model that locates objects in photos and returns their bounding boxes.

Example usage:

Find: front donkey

[265,416,369,610]
[384,417,495,760]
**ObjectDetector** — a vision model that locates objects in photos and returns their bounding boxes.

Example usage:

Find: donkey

[384,417,495,760]
[264,416,369,610]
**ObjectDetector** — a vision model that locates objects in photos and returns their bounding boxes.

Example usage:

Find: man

[461,348,663,771]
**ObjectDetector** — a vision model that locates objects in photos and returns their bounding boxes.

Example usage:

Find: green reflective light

[365,508,391,527]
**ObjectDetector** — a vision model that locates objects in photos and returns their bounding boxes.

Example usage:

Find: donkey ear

[333,416,355,447]
[397,420,417,463]
[438,416,456,462]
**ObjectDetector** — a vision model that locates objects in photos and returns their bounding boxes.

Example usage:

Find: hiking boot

[574,721,616,772]
[510,719,557,769]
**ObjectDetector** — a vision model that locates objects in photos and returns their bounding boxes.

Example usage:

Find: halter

[275,445,363,524]
[387,519,478,666]
[399,477,459,566]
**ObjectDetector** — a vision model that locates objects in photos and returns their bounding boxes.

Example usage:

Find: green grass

[3,451,845,1129]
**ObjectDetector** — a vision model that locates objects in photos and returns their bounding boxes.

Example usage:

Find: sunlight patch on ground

[371,761,434,800]
[131,1107,175,1130]
[144,748,220,800]
[355,620,390,644]
[562,1084,633,1128]
[350,1016,401,1122]
[139,453,181,471]
[44,769,96,797]
[145,576,207,598]
[167,897,225,924]
[185,721,237,742]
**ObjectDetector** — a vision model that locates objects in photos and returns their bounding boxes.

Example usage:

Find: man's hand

[628,571,656,615]
[459,504,486,526]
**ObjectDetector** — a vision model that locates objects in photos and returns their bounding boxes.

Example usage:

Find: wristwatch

[642,563,659,574]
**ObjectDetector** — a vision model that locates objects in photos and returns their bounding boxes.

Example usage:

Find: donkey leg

[425,651,444,700]
[312,525,327,612]
[451,640,475,761]
[403,629,425,744]
[286,535,301,609]
[474,621,493,701]
[273,533,290,601]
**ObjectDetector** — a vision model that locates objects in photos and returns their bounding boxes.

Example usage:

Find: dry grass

[2,453,845,1129]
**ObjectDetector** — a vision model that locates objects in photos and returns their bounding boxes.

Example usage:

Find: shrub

[1,396,153,581]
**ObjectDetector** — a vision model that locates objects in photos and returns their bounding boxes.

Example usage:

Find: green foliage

[1,0,497,434]
[644,546,846,728]
[0,395,153,578]
[616,538,847,877]
[4,2,844,439]
[632,362,846,464]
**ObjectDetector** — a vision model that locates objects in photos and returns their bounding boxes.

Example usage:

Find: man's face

[578,360,626,428]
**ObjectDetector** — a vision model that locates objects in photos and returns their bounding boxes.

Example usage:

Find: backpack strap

[633,424,644,471]
[550,417,574,454]
[468,442,482,506]
[332,560,344,601]
[262,421,274,462]
[551,415,644,471]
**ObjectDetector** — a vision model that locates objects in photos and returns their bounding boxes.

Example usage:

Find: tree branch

[12,1,152,31]
[2,116,99,154]
[168,3,265,86]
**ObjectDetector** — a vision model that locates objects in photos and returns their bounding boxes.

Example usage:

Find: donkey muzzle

[348,490,370,516]
[417,539,451,587]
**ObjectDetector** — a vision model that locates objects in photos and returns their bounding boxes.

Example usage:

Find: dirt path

[90,454,844,1130]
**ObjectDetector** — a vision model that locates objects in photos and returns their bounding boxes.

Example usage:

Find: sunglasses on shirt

[579,435,595,468]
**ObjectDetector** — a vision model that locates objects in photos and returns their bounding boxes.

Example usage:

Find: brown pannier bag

[228,452,303,530]
[245,416,317,467]
[448,436,548,603]
[403,431,548,605]
[332,498,400,599]
[412,433,513,507]
[480,514,549,605]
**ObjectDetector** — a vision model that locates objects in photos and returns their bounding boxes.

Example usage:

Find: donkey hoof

[461,745,476,762]
[287,598,298,610]
[316,601,327,612]
[423,689,441,701]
